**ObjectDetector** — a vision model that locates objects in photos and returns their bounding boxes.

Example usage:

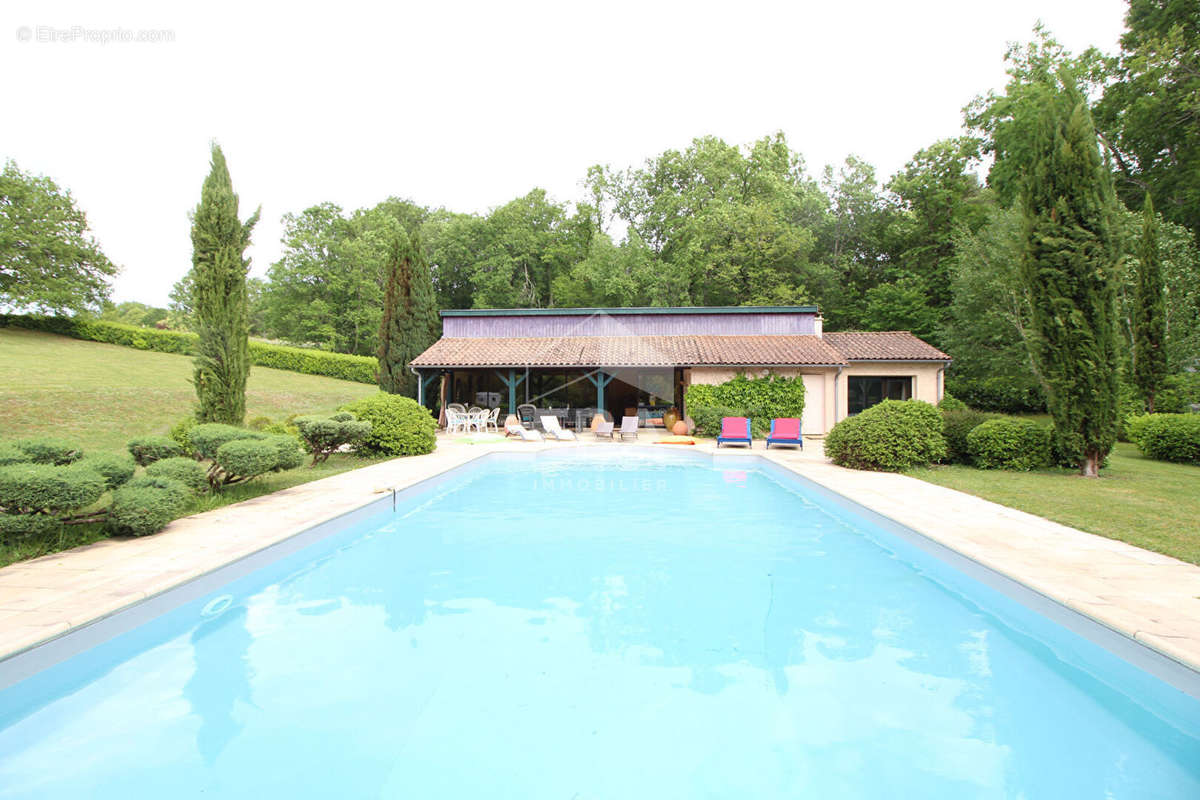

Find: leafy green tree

[422,210,488,309]
[818,156,889,329]
[1019,83,1121,477]
[0,160,117,313]
[1132,194,1168,411]
[860,272,942,342]
[96,301,169,328]
[190,144,260,424]
[1094,0,1200,240]
[378,231,439,397]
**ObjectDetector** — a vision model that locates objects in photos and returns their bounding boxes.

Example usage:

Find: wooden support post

[583,370,615,413]
[495,369,527,414]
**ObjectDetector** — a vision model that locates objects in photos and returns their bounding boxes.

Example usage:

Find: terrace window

[847,376,912,416]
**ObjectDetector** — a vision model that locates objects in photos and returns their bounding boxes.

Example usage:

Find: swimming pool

[0,449,1197,798]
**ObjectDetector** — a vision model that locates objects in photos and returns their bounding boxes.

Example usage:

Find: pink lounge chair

[766,418,803,449]
[716,417,752,448]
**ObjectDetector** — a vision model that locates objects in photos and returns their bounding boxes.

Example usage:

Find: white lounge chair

[507,422,544,442]
[541,416,577,441]
[618,416,639,441]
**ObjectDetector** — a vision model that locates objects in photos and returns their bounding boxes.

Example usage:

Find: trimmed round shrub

[17,437,83,465]
[0,441,29,466]
[189,423,263,460]
[145,457,209,494]
[215,439,280,480]
[124,475,192,507]
[966,418,1053,471]
[247,416,274,431]
[941,409,996,465]
[73,452,136,489]
[169,415,198,457]
[340,393,436,456]
[294,413,372,463]
[824,400,947,471]
[0,512,62,543]
[0,463,107,514]
[108,484,187,537]
[937,392,968,412]
[127,435,184,466]
[1136,414,1200,465]
[262,434,306,471]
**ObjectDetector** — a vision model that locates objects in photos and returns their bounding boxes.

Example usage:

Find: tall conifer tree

[378,230,439,397]
[1133,193,1167,412]
[191,144,260,423]
[1020,83,1120,477]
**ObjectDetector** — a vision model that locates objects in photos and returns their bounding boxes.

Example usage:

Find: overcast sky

[2,0,1129,306]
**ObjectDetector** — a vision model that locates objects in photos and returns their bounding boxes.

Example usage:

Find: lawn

[908,442,1200,566]
[0,327,378,452]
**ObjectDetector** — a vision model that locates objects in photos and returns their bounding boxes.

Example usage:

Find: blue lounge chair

[766,418,803,449]
[716,417,752,448]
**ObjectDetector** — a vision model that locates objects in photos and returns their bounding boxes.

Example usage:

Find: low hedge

[74,453,136,489]
[0,442,26,466]
[941,409,996,464]
[0,314,377,384]
[108,484,188,537]
[824,400,947,471]
[16,437,84,465]
[127,435,184,466]
[341,393,436,456]
[966,418,1053,471]
[0,463,107,514]
[937,392,968,412]
[1134,414,1200,465]
[145,457,209,494]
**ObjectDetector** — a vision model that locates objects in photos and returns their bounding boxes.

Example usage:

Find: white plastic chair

[445,408,467,435]
[485,407,501,432]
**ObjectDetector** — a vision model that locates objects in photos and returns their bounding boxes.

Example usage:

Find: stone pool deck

[1,432,1199,673]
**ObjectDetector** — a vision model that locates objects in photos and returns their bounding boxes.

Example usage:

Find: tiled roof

[411,335,849,368]
[823,331,951,361]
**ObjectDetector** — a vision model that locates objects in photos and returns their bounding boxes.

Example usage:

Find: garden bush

[341,393,436,456]
[937,392,968,412]
[0,442,28,466]
[169,416,198,456]
[945,376,1046,414]
[0,463,106,514]
[1135,414,1200,464]
[127,435,184,466]
[941,409,996,464]
[145,457,209,494]
[687,405,747,438]
[73,453,136,489]
[1124,413,1154,449]
[684,373,805,438]
[189,423,263,460]
[107,484,188,537]
[262,434,306,471]
[214,439,284,482]
[124,475,192,507]
[965,418,1053,471]
[294,412,372,464]
[0,512,62,543]
[0,314,378,383]
[824,400,946,471]
[16,437,83,465]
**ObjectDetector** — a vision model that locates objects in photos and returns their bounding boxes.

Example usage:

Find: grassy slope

[0,327,377,451]
[908,442,1200,565]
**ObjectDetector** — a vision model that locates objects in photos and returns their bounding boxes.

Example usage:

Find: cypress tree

[377,230,439,397]
[1133,193,1167,412]
[190,144,260,423]
[1020,84,1121,477]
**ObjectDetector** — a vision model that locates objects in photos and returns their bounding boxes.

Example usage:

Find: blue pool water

[0,450,1198,798]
